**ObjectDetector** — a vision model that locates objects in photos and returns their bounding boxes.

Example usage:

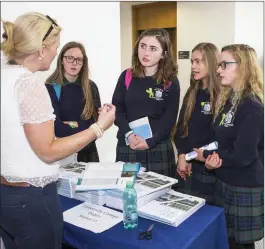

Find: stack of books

[57,170,80,198]
[138,189,205,227]
[105,171,178,211]
[57,154,86,198]
[57,155,142,206]
[57,154,107,205]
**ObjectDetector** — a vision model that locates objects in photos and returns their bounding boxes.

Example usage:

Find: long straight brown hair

[131,28,178,85]
[181,43,220,136]
[46,41,97,120]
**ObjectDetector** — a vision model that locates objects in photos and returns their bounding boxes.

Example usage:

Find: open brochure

[75,162,141,191]
[126,117,153,145]
[138,190,205,227]
[106,171,178,210]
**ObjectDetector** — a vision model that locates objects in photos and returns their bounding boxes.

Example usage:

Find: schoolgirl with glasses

[195,44,264,249]
[46,41,102,163]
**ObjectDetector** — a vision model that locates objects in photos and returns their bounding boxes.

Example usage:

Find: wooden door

[132,2,177,61]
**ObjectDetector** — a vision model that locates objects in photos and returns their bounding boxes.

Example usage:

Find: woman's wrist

[89,122,104,139]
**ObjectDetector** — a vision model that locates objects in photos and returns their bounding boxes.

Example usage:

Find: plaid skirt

[175,161,216,204]
[77,142,99,163]
[214,178,264,244]
[116,139,176,178]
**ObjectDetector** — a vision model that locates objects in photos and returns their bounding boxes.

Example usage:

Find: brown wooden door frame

[131,1,177,61]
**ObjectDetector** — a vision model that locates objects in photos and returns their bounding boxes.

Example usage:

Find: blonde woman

[195,44,264,249]
[174,43,220,204]
[0,12,115,249]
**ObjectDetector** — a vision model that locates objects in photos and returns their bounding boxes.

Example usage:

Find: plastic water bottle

[123,181,138,229]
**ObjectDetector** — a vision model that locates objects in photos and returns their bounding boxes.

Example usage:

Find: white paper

[63,202,123,233]
[82,162,124,179]
[185,141,218,161]
[126,117,153,145]
[75,177,134,191]
[75,162,135,191]
[105,171,178,210]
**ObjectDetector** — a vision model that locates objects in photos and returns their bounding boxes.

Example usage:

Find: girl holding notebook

[174,43,220,203]
[112,28,180,177]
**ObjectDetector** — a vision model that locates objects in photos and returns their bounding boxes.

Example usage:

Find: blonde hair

[46,42,96,121]
[1,12,61,59]
[182,43,220,136]
[214,44,264,121]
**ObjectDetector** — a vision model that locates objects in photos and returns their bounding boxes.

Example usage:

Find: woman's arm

[17,76,115,164]
[24,104,115,164]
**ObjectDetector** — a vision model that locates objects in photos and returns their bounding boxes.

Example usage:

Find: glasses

[217,61,238,70]
[42,15,58,41]
[63,56,84,65]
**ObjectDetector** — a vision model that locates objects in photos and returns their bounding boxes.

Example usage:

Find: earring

[39,57,43,61]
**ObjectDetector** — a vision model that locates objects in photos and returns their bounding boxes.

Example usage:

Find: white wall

[120,1,263,105]
[120,2,236,104]
[177,2,236,103]
[1,2,121,162]
[234,2,264,65]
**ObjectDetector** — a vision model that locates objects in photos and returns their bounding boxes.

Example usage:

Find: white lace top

[1,63,60,187]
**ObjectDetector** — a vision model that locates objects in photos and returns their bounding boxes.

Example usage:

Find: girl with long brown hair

[112,28,180,177]
[46,41,101,162]
[174,42,220,203]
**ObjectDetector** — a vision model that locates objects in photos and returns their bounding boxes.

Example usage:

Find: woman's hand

[130,136,149,150]
[128,133,141,147]
[97,104,116,131]
[205,152,222,170]
[193,148,205,162]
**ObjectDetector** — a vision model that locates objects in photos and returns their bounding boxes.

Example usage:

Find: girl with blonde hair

[174,42,220,203]
[195,44,264,249]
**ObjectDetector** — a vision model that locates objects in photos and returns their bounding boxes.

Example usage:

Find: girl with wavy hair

[112,28,180,177]
[195,44,264,249]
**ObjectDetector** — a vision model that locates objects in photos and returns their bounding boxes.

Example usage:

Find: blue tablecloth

[61,196,229,249]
